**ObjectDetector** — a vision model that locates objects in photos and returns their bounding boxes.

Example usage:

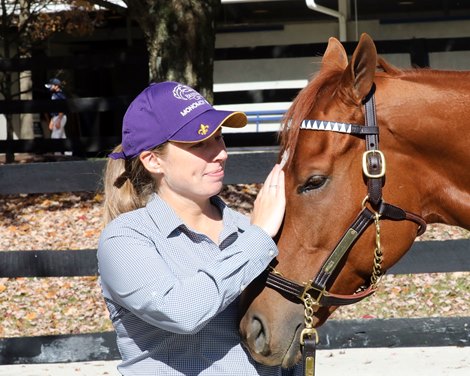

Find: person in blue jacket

[98,81,299,375]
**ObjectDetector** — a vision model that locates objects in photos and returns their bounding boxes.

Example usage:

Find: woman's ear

[139,151,162,174]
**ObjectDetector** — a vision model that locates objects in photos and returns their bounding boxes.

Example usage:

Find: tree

[0,0,103,162]
[88,0,220,102]
[0,0,220,162]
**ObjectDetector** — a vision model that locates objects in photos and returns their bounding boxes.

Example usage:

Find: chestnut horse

[239,33,470,369]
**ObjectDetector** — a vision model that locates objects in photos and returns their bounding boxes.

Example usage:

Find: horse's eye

[297,175,327,194]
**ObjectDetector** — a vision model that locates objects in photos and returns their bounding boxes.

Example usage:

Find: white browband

[300,120,354,134]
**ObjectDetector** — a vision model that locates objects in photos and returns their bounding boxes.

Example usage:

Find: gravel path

[2,347,470,376]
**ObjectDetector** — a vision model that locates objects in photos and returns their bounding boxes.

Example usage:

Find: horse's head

[239,33,426,367]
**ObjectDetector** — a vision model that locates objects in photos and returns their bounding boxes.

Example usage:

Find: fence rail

[2,316,469,365]
[1,238,469,279]
[0,148,279,194]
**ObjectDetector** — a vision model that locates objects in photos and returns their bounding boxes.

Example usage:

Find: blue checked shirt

[98,193,301,376]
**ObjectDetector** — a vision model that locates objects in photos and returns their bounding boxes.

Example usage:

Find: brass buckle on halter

[300,327,319,346]
[362,150,386,178]
[300,282,324,305]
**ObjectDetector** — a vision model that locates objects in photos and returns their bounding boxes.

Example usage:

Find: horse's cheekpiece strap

[361,83,376,104]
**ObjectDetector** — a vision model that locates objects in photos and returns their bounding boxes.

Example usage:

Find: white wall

[215,18,470,82]
[213,18,470,131]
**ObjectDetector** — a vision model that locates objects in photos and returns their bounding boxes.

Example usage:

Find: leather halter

[265,86,427,308]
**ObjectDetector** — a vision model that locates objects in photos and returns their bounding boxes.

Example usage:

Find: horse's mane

[279,67,343,163]
[377,55,470,80]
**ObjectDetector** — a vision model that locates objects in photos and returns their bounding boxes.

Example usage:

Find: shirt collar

[146,194,185,237]
[211,195,249,234]
[145,193,248,238]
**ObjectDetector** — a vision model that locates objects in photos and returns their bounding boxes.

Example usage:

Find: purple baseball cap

[109,81,247,160]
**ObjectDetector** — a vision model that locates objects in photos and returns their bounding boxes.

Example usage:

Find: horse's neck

[380,74,470,228]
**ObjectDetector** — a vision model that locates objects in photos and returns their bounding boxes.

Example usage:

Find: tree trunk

[19,0,34,140]
[1,0,15,163]
[125,0,220,103]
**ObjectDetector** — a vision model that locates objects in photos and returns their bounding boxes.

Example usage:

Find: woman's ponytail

[102,144,160,225]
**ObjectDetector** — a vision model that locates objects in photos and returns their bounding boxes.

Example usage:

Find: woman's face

[157,129,228,201]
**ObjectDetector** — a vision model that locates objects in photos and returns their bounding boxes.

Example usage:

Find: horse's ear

[340,33,377,103]
[321,37,348,70]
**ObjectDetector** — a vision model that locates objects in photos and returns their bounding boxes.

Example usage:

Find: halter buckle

[362,150,386,178]
[300,282,325,304]
[300,327,319,346]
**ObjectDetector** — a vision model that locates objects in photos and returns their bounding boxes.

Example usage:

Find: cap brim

[45,84,52,89]
[169,109,247,144]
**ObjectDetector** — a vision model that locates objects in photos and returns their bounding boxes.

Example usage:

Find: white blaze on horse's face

[279,149,289,169]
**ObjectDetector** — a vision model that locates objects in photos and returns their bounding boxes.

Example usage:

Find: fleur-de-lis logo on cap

[198,124,209,135]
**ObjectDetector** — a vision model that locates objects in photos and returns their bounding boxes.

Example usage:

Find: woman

[98,81,297,375]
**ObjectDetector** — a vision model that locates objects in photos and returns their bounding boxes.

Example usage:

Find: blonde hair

[102,144,166,225]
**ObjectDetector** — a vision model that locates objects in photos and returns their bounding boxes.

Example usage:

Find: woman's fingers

[251,164,286,237]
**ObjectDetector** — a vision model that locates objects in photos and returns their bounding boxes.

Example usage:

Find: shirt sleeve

[97,222,278,335]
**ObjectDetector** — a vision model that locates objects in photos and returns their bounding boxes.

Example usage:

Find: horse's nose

[244,314,271,356]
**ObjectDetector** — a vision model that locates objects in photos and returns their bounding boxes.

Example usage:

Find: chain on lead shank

[361,196,384,289]
[300,293,318,344]
[370,211,384,288]
[300,293,318,376]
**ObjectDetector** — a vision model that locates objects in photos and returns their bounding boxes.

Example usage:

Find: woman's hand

[250,164,285,238]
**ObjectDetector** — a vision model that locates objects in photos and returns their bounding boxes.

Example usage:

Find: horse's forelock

[280,69,342,164]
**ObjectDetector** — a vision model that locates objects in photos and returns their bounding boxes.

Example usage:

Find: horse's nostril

[248,316,270,355]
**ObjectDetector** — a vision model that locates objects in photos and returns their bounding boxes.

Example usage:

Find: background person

[45,78,67,140]
[98,81,298,375]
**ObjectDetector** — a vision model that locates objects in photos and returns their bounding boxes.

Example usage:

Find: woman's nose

[210,137,228,161]
[214,145,228,162]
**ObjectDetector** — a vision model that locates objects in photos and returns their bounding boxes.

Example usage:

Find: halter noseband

[266,86,427,308]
